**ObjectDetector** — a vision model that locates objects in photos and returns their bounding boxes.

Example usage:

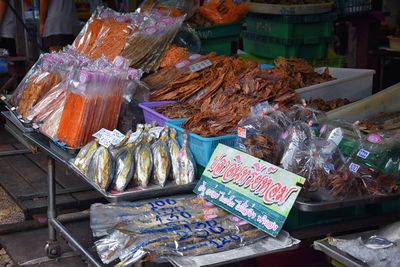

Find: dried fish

[110,130,132,159]
[168,129,180,182]
[74,139,99,175]
[151,131,171,187]
[88,146,113,190]
[133,134,153,188]
[112,144,135,192]
[177,134,196,185]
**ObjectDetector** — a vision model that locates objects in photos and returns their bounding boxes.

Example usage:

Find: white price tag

[189,60,212,72]
[357,149,370,159]
[349,162,360,173]
[112,129,125,139]
[93,128,112,139]
[327,128,343,146]
[99,133,114,148]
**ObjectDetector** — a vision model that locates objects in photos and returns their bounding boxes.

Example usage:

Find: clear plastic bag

[151,130,171,187]
[198,0,249,25]
[112,144,135,192]
[88,146,114,190]
[172,24,201,53]
[235,101,285,165]
[285,102,328,134]
[39,101,65,139]
[121,11,185,72]
[176,134,196,185]
[281,121,315,171]
[139,0,200,19]
[24,81,67,123]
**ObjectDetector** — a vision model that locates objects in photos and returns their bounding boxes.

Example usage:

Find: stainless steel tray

[1,110,33,133]
[295,192,400,212]
[23,132,197,203]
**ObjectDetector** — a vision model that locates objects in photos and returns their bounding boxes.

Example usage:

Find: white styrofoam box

[327,82,400,121]
[296,67,376,102]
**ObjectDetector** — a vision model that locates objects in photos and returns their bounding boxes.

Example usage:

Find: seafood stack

[90,195,269,265]
[149,56,334,137]
[72,124,197,193]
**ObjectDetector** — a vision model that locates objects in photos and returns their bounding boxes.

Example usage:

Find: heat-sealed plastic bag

[133,133,154,187]
[88,146,114,190]
[39,101,65,139]
[112,144,135,192]
[73,139,99,175]
[168,128,181,183]
[121,11,185,72]
[198,0,248,25]
[151,130,171,187]
[24,82,67,123]
[176,134,196,185]
[281,121,315,171]
[236,101,285,165]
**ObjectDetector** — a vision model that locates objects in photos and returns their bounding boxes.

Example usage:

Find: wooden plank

[0,129,18,145]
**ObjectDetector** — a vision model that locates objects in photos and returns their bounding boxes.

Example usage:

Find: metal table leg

[45,156,61,258]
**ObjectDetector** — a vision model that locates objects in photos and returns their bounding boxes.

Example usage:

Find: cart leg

[45,156,61,258]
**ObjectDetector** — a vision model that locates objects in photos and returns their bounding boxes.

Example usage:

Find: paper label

[357,149,370,159]
[189,60,212,72]
[237,127,246,138]
[93,128,124,148]
[327,128,343,146]
[367,133,382,144]
[349,162,360,173]
[93,128,112,139]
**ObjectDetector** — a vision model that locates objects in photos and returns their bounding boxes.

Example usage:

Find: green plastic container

[246,12,336,39]
[243,31,330,59]
[196,23,242,40]
[335,0,372,16]
[201,36,238,55]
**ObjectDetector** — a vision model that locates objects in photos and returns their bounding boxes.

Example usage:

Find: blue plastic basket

[166,119,237,167]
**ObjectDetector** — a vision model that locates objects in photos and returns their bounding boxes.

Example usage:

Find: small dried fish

[112,144,135,192]
[74,139,99,175]
[110,130,132,159]
[133,134,153,188]
[151,130,171,187]
[168,129,180,182]
[88,146,113,190]
[177,134,196,185]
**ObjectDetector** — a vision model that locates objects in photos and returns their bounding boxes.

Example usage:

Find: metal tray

[1,111,34,133]
[23,132,197,203]
[295,192,400,212]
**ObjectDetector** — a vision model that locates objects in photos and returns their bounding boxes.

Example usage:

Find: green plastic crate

[335,0,372,16]
[242,31,330,59]
[201,36,238,55]
[196,23,242,40]
[246,12,336,39]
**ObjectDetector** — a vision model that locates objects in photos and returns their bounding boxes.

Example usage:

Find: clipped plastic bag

[151,130,171,187]
[198,0,248,25]
[176,134,196,185]
[73,139,99,175]
[281,121,315,171]
[172,24,201,53]
[112,144,135,192]
[39,101,65,139]
[168,128,181,183]
[235,101,285,165]
[88,146,114,190]
[285,102,328,134]
[134,133,154,187]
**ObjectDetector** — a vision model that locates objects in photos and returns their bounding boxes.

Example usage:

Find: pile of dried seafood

[149,56,334,137]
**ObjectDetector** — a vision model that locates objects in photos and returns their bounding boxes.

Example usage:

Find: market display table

[19,131,300,266]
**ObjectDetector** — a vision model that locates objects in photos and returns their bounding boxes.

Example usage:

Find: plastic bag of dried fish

[168,128,181,182]
[177,134,196,185]
[235,101,285,165]
[151,130,171,187]
[285,102,328,134]
[133,133,154,187]
[73,139,99,175]
[88,146,114,190]
[112,144,135,192]
[281,121,315,171]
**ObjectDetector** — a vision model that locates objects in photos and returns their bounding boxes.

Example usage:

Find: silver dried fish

[133,134,153,188]
[151,130,171,187]
[168,128,180,182]
[112,144,135,192]
[88,146,113,190]
[177,134,196,185]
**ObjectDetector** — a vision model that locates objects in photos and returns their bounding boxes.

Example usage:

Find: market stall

[1,1,400,266]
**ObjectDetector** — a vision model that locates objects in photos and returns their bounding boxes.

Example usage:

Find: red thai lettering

[263,183,282,205]
[254,175,272,196]
[222,162,240,183]
[274,186,287,204]
[279,187,299,205]
[212,158,229,178]
[250,174,264,192]
[244,172,261,189]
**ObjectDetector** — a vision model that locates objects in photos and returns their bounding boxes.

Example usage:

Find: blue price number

[177,230,192,242]
[206,220,225,234]
[147,198,177,211]
[194,229,210,239]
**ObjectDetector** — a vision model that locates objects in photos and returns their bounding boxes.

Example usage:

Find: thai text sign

[194,144,305,237]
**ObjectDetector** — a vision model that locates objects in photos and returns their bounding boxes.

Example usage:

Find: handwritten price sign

[194,144,305,237]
